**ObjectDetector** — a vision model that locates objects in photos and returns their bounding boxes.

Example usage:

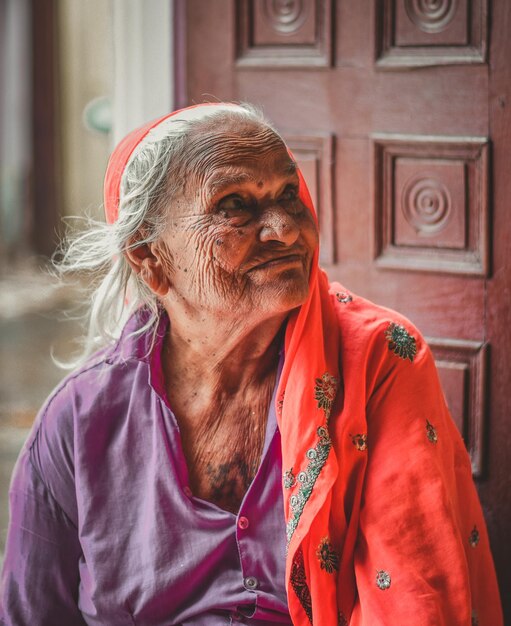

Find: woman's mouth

[250,254,304,271]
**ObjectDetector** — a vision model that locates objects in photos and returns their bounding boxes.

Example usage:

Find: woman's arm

[0,446,86,626]
[351,336,502,626]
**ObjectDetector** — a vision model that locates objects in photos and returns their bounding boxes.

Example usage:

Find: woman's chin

[253,280,310,317]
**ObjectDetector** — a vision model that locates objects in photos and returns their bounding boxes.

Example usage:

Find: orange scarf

[280,168,503,625]
[105,104,503,626]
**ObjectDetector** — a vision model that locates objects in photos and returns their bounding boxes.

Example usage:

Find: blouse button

[238,516,250,530]
[244,576,258,590]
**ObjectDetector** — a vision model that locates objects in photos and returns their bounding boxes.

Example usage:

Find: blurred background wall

[0,0,31,259]
[0,0,173,563]
[58,0,113,221]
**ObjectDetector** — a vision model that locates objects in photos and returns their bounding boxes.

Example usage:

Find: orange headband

[103,103,317,227]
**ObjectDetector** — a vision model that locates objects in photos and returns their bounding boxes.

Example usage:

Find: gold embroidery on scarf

[286,374,338,547]
[426,420,438,443]
[384,322,417,362]
[376,569,391,590]
[350,433,367,451]
[283,468,296,489]
[316,537,340,574]
[338,611,349,626]
[335,291,353,304]
[286,427,332,546]
[314,372,339,421]
[469,525,480,548]
[290,546,313,624]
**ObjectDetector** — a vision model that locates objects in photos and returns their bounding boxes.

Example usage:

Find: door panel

[180,0,510,617]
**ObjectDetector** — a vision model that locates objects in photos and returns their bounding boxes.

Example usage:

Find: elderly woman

[0,103,503,625]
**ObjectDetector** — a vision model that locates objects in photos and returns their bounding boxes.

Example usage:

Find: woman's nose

[258,205,300,246]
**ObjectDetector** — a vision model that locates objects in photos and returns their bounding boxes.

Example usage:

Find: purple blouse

[0,311,292,625]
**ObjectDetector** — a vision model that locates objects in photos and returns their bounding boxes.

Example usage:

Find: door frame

[111,0,175,144]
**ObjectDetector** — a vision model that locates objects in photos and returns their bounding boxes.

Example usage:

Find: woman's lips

[249,254,304,271]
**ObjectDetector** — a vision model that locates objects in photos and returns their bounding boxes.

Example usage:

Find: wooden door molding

[428,337,488,477]
[372,134,489,276]
[236,0,333,67]
[484,0,511,619]
[284,133,336,265]
[376,0,488,68]
[111,0,174,143]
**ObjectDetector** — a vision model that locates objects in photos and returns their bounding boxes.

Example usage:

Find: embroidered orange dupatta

[279,163,503,626]
[105,104,503,626]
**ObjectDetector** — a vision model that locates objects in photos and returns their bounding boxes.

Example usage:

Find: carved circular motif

[404,0,458,33]
[402,177,452,234]
[264,0,307,34]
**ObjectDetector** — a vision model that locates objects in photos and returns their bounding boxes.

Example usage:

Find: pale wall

[57,0,113,219]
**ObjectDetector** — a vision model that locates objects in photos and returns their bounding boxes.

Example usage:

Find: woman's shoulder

[327,282,432,392]
[27,340,135,445]
[21,315,160,505]
[329,283,424,347]
[28,308,164,442]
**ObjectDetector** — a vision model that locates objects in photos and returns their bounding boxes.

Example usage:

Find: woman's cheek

[189,230,236,287]
[208,226,252,273]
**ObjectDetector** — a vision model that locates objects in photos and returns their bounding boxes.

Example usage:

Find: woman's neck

[159,305,286,514]
[161,304,286,405]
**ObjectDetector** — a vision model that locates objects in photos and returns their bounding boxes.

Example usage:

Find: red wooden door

[178,0,511,616]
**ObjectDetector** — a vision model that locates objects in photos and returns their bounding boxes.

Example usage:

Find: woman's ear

[124,237,171,297]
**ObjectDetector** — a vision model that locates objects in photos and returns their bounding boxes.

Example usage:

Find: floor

[0,262,81,563]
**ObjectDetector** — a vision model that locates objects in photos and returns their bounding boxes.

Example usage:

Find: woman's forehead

[187,117,284,156]
[204,155,297,197]
[196,143,296,193]
[182,119,294,186]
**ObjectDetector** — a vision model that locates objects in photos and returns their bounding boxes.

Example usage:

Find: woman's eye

[218,195,249,216]
[280,185,298,202]
[279,185,304,214]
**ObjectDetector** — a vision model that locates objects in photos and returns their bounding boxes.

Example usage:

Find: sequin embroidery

[316,537,339,573]
[284,468,296,489]
[350,433,367,451]
[376,570,391,590]
[336,291,353,304]
[338,612,348,626]
[314,373,339,420]
[277,392,285,419]
[286,427,332,545]
[384,322,417,362]
[469,525,480,548]
[290,546,313,624]
[426,420,438,443]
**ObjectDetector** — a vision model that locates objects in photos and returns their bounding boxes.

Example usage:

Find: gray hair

[55,103,275,367]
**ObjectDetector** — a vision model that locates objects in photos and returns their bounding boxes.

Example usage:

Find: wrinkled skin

[152,117,318,319]
[126,115,319,512]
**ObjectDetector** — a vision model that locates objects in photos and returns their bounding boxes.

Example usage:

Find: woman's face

[153,118,319,320]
